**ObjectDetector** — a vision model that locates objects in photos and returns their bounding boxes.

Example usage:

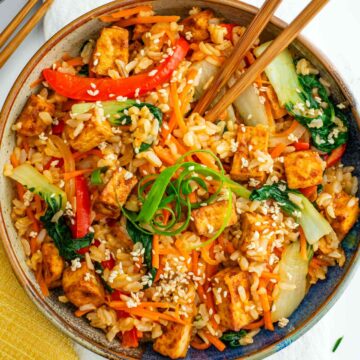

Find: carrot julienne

[99,5,153,22]
[115,15,180,27]
[201,332,226,352]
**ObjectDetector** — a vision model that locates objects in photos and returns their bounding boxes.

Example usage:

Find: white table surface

[0,1,359,359]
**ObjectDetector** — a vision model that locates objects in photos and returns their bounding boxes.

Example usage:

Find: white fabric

[43,1,359,360]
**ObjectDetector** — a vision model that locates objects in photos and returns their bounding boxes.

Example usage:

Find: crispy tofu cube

[181,10,214,41]
[96,168,138,217]
[284,150,324,189]
[69,117,113,152]
[62,262,105,308]
[153,322,192,359]
[329,190,359,240]
[191,199,238,237]
[239,212,276,262]
[230,125,269,182]
[91,27,129,76]
[211,268,252,331]
[42,242,65,289]
[16,94,55,137]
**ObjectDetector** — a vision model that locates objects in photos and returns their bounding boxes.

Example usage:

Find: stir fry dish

[4,5,359,358]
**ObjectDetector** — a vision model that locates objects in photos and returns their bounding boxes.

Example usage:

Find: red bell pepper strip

[43,37,190,101]
[326,143,347,168]
[299,185,317,199]
[293,141,310,151]
[121,328,139,348]
[220,23,235,42]
[72,175,91,238]
[102,256,116,270]
[52,120,65,134]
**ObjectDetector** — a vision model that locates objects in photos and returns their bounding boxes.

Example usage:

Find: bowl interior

[0,1,359,359]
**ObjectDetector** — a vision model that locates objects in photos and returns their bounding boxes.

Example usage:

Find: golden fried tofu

[62,262,105,308]
[153,322,192,359]
[42,242,65,289]
[284,150,324,189]
[328,189,359,240]
[16,94,55,137]
[181,9,214,41]
[230,125,269,183]
[91,27,129,76]
[68,117,113,152]
[191,199,238,237]
[239,212,276,262]
[96,168,138,217]
[211,268,252,331]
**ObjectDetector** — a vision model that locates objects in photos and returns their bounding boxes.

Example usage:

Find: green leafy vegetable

[332,336,344,353]
[8,163,92,260]
[90,166,109,185]
[254,42,348,153]
[9,163,67,210]
[126,219,157,282]
[220,330,247,347]
[71,100,162,152]
[250,182,301,215]
[40,196,93,260]
[133,150,250,242]
[94,262,114,293]
[250,182,333,244]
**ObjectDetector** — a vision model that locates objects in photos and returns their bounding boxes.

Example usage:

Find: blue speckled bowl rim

[0,1,359,359]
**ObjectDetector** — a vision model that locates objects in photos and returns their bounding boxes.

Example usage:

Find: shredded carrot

[259,290,274,331]
[10,153,19,167]
[62,168,94,180]
[16,183,25,200]
[190,338,211,350]
[300,185,317,201]
[66,57,84,67]
[191,250,199,275]
[218,234,235,255]
[75,308,93,317]
[201,242,220,266]
[243,319,265,330]
[34,195,42,214]
[26,208,40,232]
[266,86,287,119]
[270,143,287,158]
[30,235,39,254]
[189,192,197,204]
[152,235,160,269]
[30,76,44,89]
[116,15,180,27]
[170,82,187,133]
[153,146,176,165]
[154,260,164,282]
[35,265,49,297]
[196,152,218,170]
[168,135,188,155]
[116,307,186,325]
[299,227,308,261]
[201,332,226,352]
[99,5,153,22]
[260,272,280,281]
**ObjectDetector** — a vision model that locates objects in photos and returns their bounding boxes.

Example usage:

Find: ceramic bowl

[0,1,359,359]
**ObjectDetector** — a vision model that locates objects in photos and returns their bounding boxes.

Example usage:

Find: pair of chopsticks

[194,0,329,122]
[0,0,53,69]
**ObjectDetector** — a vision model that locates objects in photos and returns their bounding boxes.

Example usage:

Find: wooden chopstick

[0,0,39,49]
[193,0,282,116]
[0,0,53,69]
[205,0,329,122]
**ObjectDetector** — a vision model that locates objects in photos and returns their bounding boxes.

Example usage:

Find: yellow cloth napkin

[0,241,79,360]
